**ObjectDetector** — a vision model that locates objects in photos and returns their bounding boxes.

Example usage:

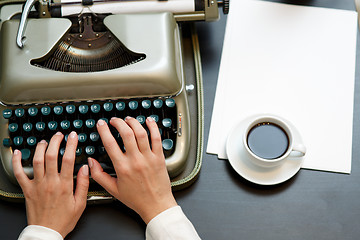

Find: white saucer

[226,115,305,185]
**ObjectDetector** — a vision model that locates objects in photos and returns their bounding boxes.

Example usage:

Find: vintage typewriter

[0,0,229,200]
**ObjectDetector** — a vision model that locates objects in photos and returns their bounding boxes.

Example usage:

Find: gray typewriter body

[0,12,191,184]
[0,0,229,198]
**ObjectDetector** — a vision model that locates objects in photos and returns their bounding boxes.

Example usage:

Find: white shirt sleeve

[18,225,63,240]
[146,206,201,240]
[18,206,200,240]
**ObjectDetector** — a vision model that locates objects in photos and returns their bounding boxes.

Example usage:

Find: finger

[12,149,30,188]
[88,158,118,196]
[146,117,163,154]
[61,131,78,180]
[32,140,48,180]
[109,117,138,154]
[96,119,124,161]
[45,132,63,176]
[123,117,151,153]
[74,165,89,211]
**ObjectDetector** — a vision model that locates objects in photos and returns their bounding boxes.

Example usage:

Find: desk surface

[1,1,360,239]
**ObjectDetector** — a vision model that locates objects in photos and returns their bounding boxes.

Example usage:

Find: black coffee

[247,123,289,160]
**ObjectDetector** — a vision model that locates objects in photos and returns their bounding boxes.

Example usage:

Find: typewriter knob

[218,0,230,15]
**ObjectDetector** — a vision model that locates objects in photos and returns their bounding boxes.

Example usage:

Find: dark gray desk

[1,0,360,239]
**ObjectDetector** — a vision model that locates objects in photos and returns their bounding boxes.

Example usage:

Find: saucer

[226,115,304,185]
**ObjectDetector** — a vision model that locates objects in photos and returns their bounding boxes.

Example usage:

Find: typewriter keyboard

[1,97,178,174]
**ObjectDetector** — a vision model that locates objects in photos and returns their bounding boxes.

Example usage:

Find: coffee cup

[243,115,306,168]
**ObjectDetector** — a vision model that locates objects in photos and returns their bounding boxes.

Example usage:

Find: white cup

[243,115,306,168]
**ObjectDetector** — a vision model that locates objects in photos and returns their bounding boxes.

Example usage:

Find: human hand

[12,131,89,238]
[89,117,177,224]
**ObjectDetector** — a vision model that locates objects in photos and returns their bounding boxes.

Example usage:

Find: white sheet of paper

[207,0,357,173]
[61,0,194,16]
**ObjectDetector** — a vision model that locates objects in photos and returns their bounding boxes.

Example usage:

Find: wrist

[140,198,178,224]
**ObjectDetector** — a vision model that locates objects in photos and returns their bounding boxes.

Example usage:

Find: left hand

[12,131,89,238]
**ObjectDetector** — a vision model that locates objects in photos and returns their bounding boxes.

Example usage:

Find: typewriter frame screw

[186,84,195,93]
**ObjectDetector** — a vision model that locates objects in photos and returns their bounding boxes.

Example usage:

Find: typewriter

[0,0,229,198]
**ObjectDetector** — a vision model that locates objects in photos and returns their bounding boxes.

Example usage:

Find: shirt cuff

[145,206,201,240]
[18,225,63,240]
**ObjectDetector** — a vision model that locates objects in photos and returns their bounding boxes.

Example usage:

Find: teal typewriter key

[78,133,87,143]
[36,122,46,132]
[3,109,12,119]
[73,119,83,129]
[85,119,95,128]
[158,128,163,135]
[153,99,163,109]
[162,139,174,151]
[85,146,95,155]
[114,132,121,140]
[116,101,125,111]
[98,146,106,154]
[149,115,159,123]
[21,149,31,161]
[79,105,88,114]
[76,147,82,156]
[9,123,18,133]
[60,120,70,130]
[91,104,101,113]
[28,107,38,117]
[165,98,175,108]
[48,121,58,130]
[103,102,113,112]
[64,134,68,142]
[60,148,65,156]
[3,138,10,147]
[41,106,51,116]
[141,100,151,109]
[66,105,76,114]
[100,118,108,124]
[136,115,146,124]
[13,136,23,146]
[23,123,33,132]
[27,137,37,146]
[128,101,138,110]
[90,132,99,142]
[162,118,172,128]
[53,106,63,115]
[15,108,25,117]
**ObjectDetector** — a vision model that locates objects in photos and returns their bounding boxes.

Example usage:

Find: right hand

[88,117,177,223]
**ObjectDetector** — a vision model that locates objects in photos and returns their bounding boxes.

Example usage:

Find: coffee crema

[247,122,289,160]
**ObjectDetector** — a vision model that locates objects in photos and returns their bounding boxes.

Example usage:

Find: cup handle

[290,144,306,157]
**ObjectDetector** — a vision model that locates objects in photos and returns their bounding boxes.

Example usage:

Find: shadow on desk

[223,159,301,195]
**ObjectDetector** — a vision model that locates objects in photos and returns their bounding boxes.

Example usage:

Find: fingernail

[97,119,105,126]
[147,116,154,122]
[125,116,132,121]
[111,117,117,120]
[69,131,77,139]
[88,158,93,168]
[13,149,20,155]
[82,165,89,176]
[40,139,47,144]
[55,131,63,136]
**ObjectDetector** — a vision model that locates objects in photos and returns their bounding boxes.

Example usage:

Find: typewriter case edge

[0,9,204,201]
